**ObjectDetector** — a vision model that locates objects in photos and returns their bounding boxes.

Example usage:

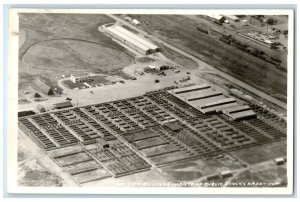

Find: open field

[83,168,172,187]
[17,129,77,187]
[18,159,63,187]
[128,14,287,99]
[229,166,287,187]
[161,154,243,182]
[22,39,132,73]
[161,44,198,70]
[19,13,134,101]
[230,140,286,164]
[136,57,155,63]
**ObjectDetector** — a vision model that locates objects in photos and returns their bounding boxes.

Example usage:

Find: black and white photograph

[6,8,294,195]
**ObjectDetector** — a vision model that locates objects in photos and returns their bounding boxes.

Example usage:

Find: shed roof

[107,26,150,52]
[114,26,158,50]
[172,84,211,94]
[53,101,73,109]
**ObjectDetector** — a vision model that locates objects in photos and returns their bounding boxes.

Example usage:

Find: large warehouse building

[168,84,257,120]
[106,25,161,55]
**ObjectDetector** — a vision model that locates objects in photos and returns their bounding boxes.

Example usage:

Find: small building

[241,19,249,26]
[18,110,36,117]
[223,15,240,22]
[207,174,220,181]
[220,170,233,179]
[274,157,285,166]
[222,105,257,121]
[36,79,54,95]
[207,14,226,23]
[37,104,46,113]
[144,64,159,72]
[71,73,92,84]
[97,138,110,149]
[144,62,170,72]
[53,101,73,110]
[132,19,140,25]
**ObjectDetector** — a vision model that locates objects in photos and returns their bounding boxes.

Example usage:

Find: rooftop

[71,72,90,77]
[53,101,73,109]
[172,84,211,94]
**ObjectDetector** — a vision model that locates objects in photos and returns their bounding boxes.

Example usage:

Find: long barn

[106,25,161,55]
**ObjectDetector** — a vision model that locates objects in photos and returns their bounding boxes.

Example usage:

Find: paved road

[106,14,287,110]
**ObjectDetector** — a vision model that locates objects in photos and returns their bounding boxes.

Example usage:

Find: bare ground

[19,13,134,100]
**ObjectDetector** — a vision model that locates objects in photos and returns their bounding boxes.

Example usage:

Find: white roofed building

[71,72,92,84]
[106,25,161,55]
[132,19,140,25]
[223,15,240,22]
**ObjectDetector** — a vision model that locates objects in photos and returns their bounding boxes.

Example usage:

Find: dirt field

[128,14,287,99]
[18,159,63,187]
[229,166,287,187]
[19,13,134,100]
[230,140,286,164]
[22,39,132,72]
[161,155,243,182]
[17,131,68,187]
[82,168,172,187]
[136,57,155,63]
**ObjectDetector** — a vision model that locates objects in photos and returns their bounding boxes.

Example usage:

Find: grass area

[166,170,203,182]
[230,140,286,164]
[19,13,134,99]
[162,161,203,182]
[161,44,198,70]
[136,57,155,63]
[62,80,86,89]
[230,167,287,187]
[88,75,110,86]
[110,70,134,80]
[129,14,286,97]
[22,39,132,73]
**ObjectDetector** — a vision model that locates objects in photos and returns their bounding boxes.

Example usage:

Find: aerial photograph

[16,11,289,189]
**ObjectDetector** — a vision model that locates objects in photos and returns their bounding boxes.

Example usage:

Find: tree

[47,88,54,95]
[34,92,41,98]
[266,18,275,25]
